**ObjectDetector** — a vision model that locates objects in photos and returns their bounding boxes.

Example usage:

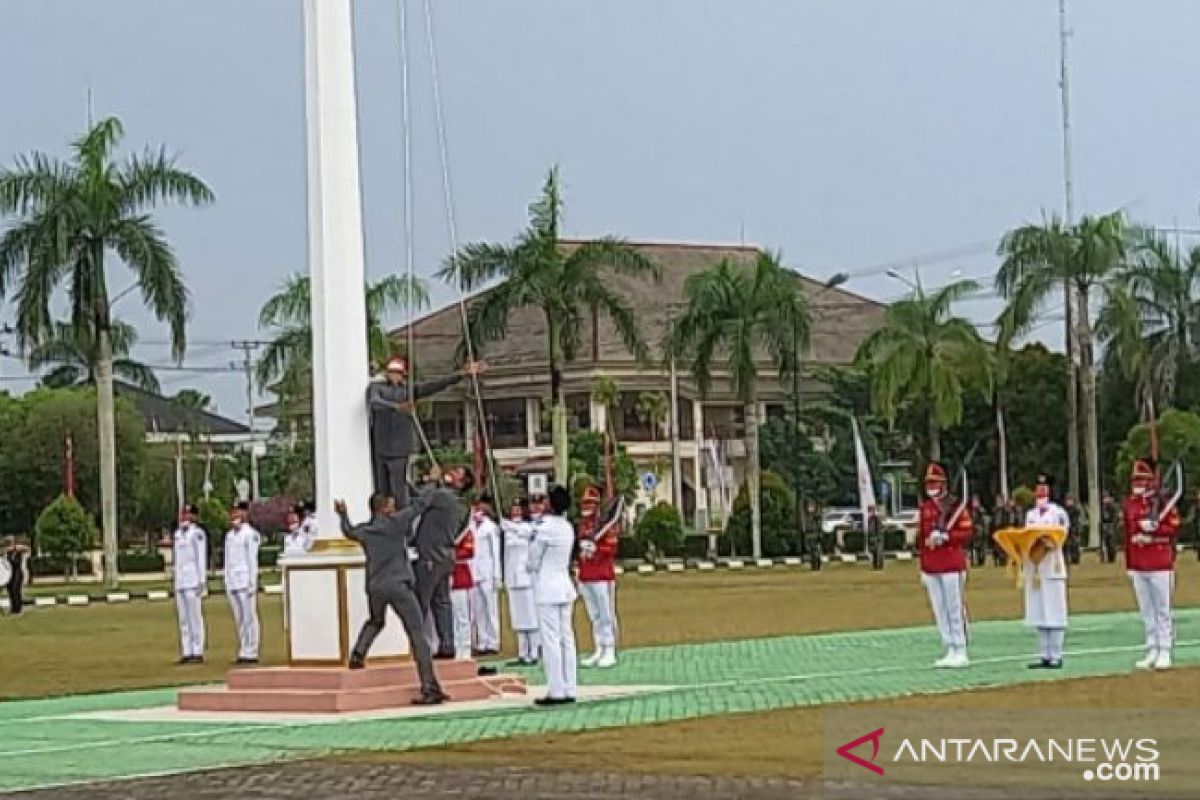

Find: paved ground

[11,761,1153,800]
[2,608,1197,795]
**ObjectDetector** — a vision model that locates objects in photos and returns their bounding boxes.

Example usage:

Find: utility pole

[1058,0,1081,503]
[232,340,261,500]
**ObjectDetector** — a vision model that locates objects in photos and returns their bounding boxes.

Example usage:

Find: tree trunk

[546,316,569,485]
[745,388,763,560]
[996,398,1010,500]
[96,326,120,591]
[1065,281,1081,501]
[928,412,941,463]
[1078,294,1102,550]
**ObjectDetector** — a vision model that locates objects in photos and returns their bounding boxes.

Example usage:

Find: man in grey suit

[335,494,446,705]
[412,464,473,659]
[367,357,485,508]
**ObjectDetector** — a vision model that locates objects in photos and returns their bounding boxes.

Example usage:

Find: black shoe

[412,692,445,706]
[348,654,365,670]
[433,651,456,661]
[534,696,571,707]
[178,656,196,665]
[235,657,259,665]
[505,659,526,667]
[477,665,498,676]
[1028,659,1052,669]
[1046,660,1063,670]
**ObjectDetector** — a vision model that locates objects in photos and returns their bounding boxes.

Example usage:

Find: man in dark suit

[335,494,446,705]
[412,464,473,659]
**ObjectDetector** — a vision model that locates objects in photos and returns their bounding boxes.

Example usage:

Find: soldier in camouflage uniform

[1063,494,1084,565]
[970,495,990,567]
[1099,491,1120,564]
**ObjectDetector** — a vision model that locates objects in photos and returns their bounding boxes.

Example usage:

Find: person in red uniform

[918,462,974,668]
[449,525,475,661]
[1124,459,1181,671]
[575,486,620,668]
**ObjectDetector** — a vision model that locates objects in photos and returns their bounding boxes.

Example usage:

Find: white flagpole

[851,418,877,552]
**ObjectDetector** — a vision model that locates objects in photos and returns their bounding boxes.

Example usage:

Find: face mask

[472,510,485,523]
[1036,496,1048,508]
[926,488,941,499]
[1132,485,1146,497]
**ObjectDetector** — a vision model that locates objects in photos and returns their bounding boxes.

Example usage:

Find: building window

[616,392,656,442]
[677,397,694,439]
[422,401,465,448]
[535,393,591,445]
[484,398,528,449]
[702,405,744,441]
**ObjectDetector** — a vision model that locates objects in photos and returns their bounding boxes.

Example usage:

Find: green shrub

[35,495,97,580]
[258,545,281,568]
[1012,486,1035,512]
[117,551,165,573]
[725,471,797,557]
[633,502,685,559]
[29,556,92,578]
[843,530,865,553]
[883,527,907,551]
[683,533,710,559]
[617,535,646,561]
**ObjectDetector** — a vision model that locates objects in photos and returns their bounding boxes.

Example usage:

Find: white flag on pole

[851,417,876,525]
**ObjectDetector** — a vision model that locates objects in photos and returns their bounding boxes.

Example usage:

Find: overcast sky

[2,0,1200,420]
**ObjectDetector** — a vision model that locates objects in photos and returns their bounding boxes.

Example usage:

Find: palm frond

[108,215,189,360]
[113,358,161,393]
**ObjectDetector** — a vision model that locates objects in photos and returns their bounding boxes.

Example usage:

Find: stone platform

[177,660,526,713]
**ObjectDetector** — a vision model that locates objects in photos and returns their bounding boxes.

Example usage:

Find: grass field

[361,669,1200,780]
[3,558,1197,699]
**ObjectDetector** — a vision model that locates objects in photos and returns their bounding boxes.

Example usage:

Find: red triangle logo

[836,727,885,776]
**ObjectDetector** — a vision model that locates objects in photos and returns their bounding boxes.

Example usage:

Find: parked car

[886,508,920,547]
[821,508,863,535]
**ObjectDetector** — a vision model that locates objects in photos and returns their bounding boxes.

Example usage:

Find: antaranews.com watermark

[825,710,1196,798]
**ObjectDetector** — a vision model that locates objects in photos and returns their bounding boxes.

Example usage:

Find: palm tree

[996,210,1130,548]
[1097,231,1200,417]
[0,117,212,589]
[172,388,213,411]
[29,320,160,393]
[256,272,430,404]
[667,253,810,559]
[856,278,992,462]
[635,391,669,442]
[439,167,660,483]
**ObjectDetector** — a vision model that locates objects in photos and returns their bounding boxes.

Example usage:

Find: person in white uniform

[469,497,502,655]
[529,486,578,706]
[224,500,262,664]
[173,503,208,664]
[502,496,540,665]
[1023,476,1070,669]
[282,503,316,557]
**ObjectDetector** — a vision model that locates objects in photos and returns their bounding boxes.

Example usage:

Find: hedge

[29,556,93,578]
[117,551,166,573]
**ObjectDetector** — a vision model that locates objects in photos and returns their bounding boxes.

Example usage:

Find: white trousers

[921,571,968,649]
[1037,627,1066,661]
[537,601,578,699]
[175,588,205,658]
[1129,570,1174,651]
[517,630,541,661]
[472,582,500,651]
[579,580,618,649]
[451,588,473,658]
[226,588,259,659]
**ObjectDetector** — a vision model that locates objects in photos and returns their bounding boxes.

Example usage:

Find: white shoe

[581,651,601,667]
[944,649,969,669]
[595,647,617,668]
[933,650,954,668]
[1135,649,1158,670]
[1152,650,1172,671]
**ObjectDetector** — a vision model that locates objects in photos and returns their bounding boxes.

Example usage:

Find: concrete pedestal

[177,660,526,713]
[280,543,408,666]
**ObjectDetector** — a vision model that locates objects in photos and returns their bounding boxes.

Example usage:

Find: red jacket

[576,513,618,583]
[452,530,475,590]
[1123,495,1180,572]
[917,496,972,574]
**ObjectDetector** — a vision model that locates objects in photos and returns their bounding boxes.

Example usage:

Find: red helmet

[581,486,601,506]
[1132,459,1155,484]
[924,462,947,485]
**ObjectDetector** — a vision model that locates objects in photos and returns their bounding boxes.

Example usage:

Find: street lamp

[794,271,849,557]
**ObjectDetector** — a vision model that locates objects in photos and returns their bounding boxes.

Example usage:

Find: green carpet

[0,607,1196,793]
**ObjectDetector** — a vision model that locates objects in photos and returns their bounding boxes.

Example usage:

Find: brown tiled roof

[393,241,884,376]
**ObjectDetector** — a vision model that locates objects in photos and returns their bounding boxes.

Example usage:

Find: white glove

[579,540,597,558]
[1131,533,1153,546]
[928,531,948,548]
[1139,519,1158,534]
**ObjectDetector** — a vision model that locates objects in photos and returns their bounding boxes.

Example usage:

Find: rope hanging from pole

[420,0,501,503]
[394,0,438,473]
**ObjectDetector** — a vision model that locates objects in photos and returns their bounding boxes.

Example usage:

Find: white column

[281,0,407,666]
[305,0,373,538]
